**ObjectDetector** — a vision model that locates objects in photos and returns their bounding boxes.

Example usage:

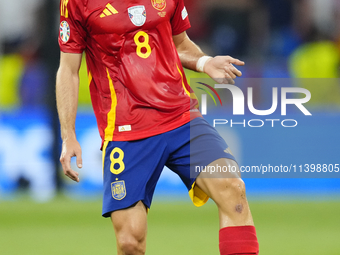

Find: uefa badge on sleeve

[59,21,70,43]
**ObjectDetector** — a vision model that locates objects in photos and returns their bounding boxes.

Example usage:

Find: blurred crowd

[0,0,340,109]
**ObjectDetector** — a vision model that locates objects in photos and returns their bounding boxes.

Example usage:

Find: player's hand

[204,56,245,85]
[59,137,82,182]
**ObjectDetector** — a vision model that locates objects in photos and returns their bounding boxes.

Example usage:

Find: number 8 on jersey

[134,31,151,59]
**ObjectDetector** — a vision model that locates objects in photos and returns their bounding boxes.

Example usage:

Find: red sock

[219,226,259,255]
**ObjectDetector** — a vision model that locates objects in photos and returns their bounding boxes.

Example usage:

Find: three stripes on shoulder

[100,3,118,18]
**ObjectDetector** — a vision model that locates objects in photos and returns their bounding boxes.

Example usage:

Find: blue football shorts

[101,117,236,217]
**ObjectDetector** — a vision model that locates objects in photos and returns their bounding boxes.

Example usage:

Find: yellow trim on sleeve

[188,182,210,207]
[104,69,117,140]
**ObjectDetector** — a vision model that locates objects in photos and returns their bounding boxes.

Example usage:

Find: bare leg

[195,158,254,229]
[111,201,147,255]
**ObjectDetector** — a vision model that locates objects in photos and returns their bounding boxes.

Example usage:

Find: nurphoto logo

[194,81,312,128]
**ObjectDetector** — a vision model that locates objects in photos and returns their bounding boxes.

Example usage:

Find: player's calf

[218,178,253,225]
[196,158,259,255]
[198,174,253,226]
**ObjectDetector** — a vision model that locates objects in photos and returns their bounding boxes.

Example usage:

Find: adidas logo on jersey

[119,125,131,132]
[100,3,118,18]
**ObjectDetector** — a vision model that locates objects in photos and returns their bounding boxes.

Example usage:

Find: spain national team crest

[111,180,126,200]
[59,21,70,43]
[128,6,146,26]
[151,0,166,11]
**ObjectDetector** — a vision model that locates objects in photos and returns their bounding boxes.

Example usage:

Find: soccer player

[56,0,259,254]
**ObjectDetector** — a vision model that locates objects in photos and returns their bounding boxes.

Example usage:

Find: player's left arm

[172,31,244,84]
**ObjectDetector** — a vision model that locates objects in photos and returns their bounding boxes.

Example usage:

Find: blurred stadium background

[0,0,339,254]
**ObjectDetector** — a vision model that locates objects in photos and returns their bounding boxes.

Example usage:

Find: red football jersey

[59,0,201,142]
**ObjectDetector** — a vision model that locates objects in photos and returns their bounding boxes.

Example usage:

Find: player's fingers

[213,77,229,84]
[224,67,237,79]
[224,72,235,85]
[76,150,83,169]
[228,57,245,66]
[59,154,70,173]
[66,169,80,182]
[212,74,229,84]
[60,155,80,182]
[229,64,242,77]
[67,173,80,182]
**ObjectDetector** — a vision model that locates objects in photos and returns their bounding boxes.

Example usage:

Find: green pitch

[0,196,339,255]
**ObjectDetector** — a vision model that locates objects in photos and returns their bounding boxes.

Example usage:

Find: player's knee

[231,178,246,198]
[117,233,146,255]
[222,178,246,200]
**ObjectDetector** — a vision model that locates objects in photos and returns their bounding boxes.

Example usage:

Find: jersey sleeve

[170,0,191,35]
[58,0,87,53]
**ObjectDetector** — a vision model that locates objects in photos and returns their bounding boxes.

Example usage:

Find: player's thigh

[111,201,148,247]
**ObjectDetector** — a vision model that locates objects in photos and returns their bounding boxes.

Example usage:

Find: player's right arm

[56,52,83,182]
